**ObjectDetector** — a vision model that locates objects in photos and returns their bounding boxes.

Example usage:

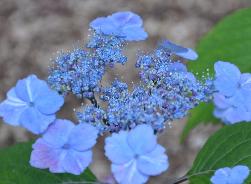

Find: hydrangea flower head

[210,165,250,184]
[213,61,251,124]
[90,11,148,41]
[0,75,64,134]
[30,119,98,175]
[159,40,198,60]
[105,124,168,184]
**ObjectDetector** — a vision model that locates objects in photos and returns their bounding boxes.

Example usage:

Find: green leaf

[188,122,251,184]
[183,8,251,140]
[180,103,220,142]
[188,8,251,75]
[0,141,97,184]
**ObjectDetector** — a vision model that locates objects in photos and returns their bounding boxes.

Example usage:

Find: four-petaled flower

[105,124,168,184]
[213,61,251,124]
[211,165,250,184]
[0,75,64,134]
[90,11,148,41]
[30,119,98,175]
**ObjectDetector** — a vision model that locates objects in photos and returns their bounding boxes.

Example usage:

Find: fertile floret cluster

[0,11,250,184]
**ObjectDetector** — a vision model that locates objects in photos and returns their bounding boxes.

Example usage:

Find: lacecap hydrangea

[0,11,249,184]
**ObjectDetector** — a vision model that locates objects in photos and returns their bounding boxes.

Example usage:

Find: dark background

[0,0,250,183]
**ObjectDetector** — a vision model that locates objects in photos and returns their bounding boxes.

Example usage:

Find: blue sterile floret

[90,11,148,41]
[210,165,250,184]
[0,75,64,134]
[213,61,251,124]
[105,124,168,184]
[30,119,98,175]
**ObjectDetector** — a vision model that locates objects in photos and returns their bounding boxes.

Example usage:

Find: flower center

[62,143,71,149]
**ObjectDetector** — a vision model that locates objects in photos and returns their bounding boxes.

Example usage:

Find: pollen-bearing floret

[0,10,229,184]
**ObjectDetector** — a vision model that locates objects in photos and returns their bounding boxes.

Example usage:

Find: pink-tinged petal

[67,123,98,151]
[112,161,149,184]
[105,131,135,164]
[20,107,55,134]
[0,88,28,126]
[128,124,157,155]
[137,145,168,176]
[30,139,66,173]
[43,119,75,148]
[62,150,92,175]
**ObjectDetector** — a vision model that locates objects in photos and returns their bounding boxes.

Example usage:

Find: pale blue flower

[105,124,168,184]
[0,75,64,134]
[30,119,98,175]
[213,61,251,124]
[159,40,198,60]
[211,165,249,184]
[90,11,148,41]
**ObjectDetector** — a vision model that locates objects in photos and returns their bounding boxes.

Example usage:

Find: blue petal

[43,119,74,148]
[30,138,66,173]
[62,149,92,175]
[67,123,98,151]
[110,11,143,27]
[128,124,157,155]
[214,61,240,97]
[168,62,187,72]
[105,131,134,164]
[214,106,251,124]
[0,88,27,126]
[210,167,230,184]
[175,48,198,61]
[229,165,249,184]
[35,88,64,115]
[90,17,118,35]
[122,26,148,41]
[137,145,168,176]
[160,40,198,60]
[213,93,231,109]
[112,161,149,184]
[19,107,55,134]
[15,75,48,102]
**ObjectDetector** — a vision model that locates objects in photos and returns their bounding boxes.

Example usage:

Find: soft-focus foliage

[188,123,251,184]
[183,8,251,140]
[0,142,96,184]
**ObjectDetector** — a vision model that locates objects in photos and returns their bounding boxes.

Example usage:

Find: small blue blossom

[76,105,108,134]
[213,61,251,124]
[30,119,98,175]
[0,75,64,134]
[48,49,105,98]
[211,165,250,184]
[90,11,148,41]
[159,40,198,60]
[105,124,168,184]
[136,47,213,122]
